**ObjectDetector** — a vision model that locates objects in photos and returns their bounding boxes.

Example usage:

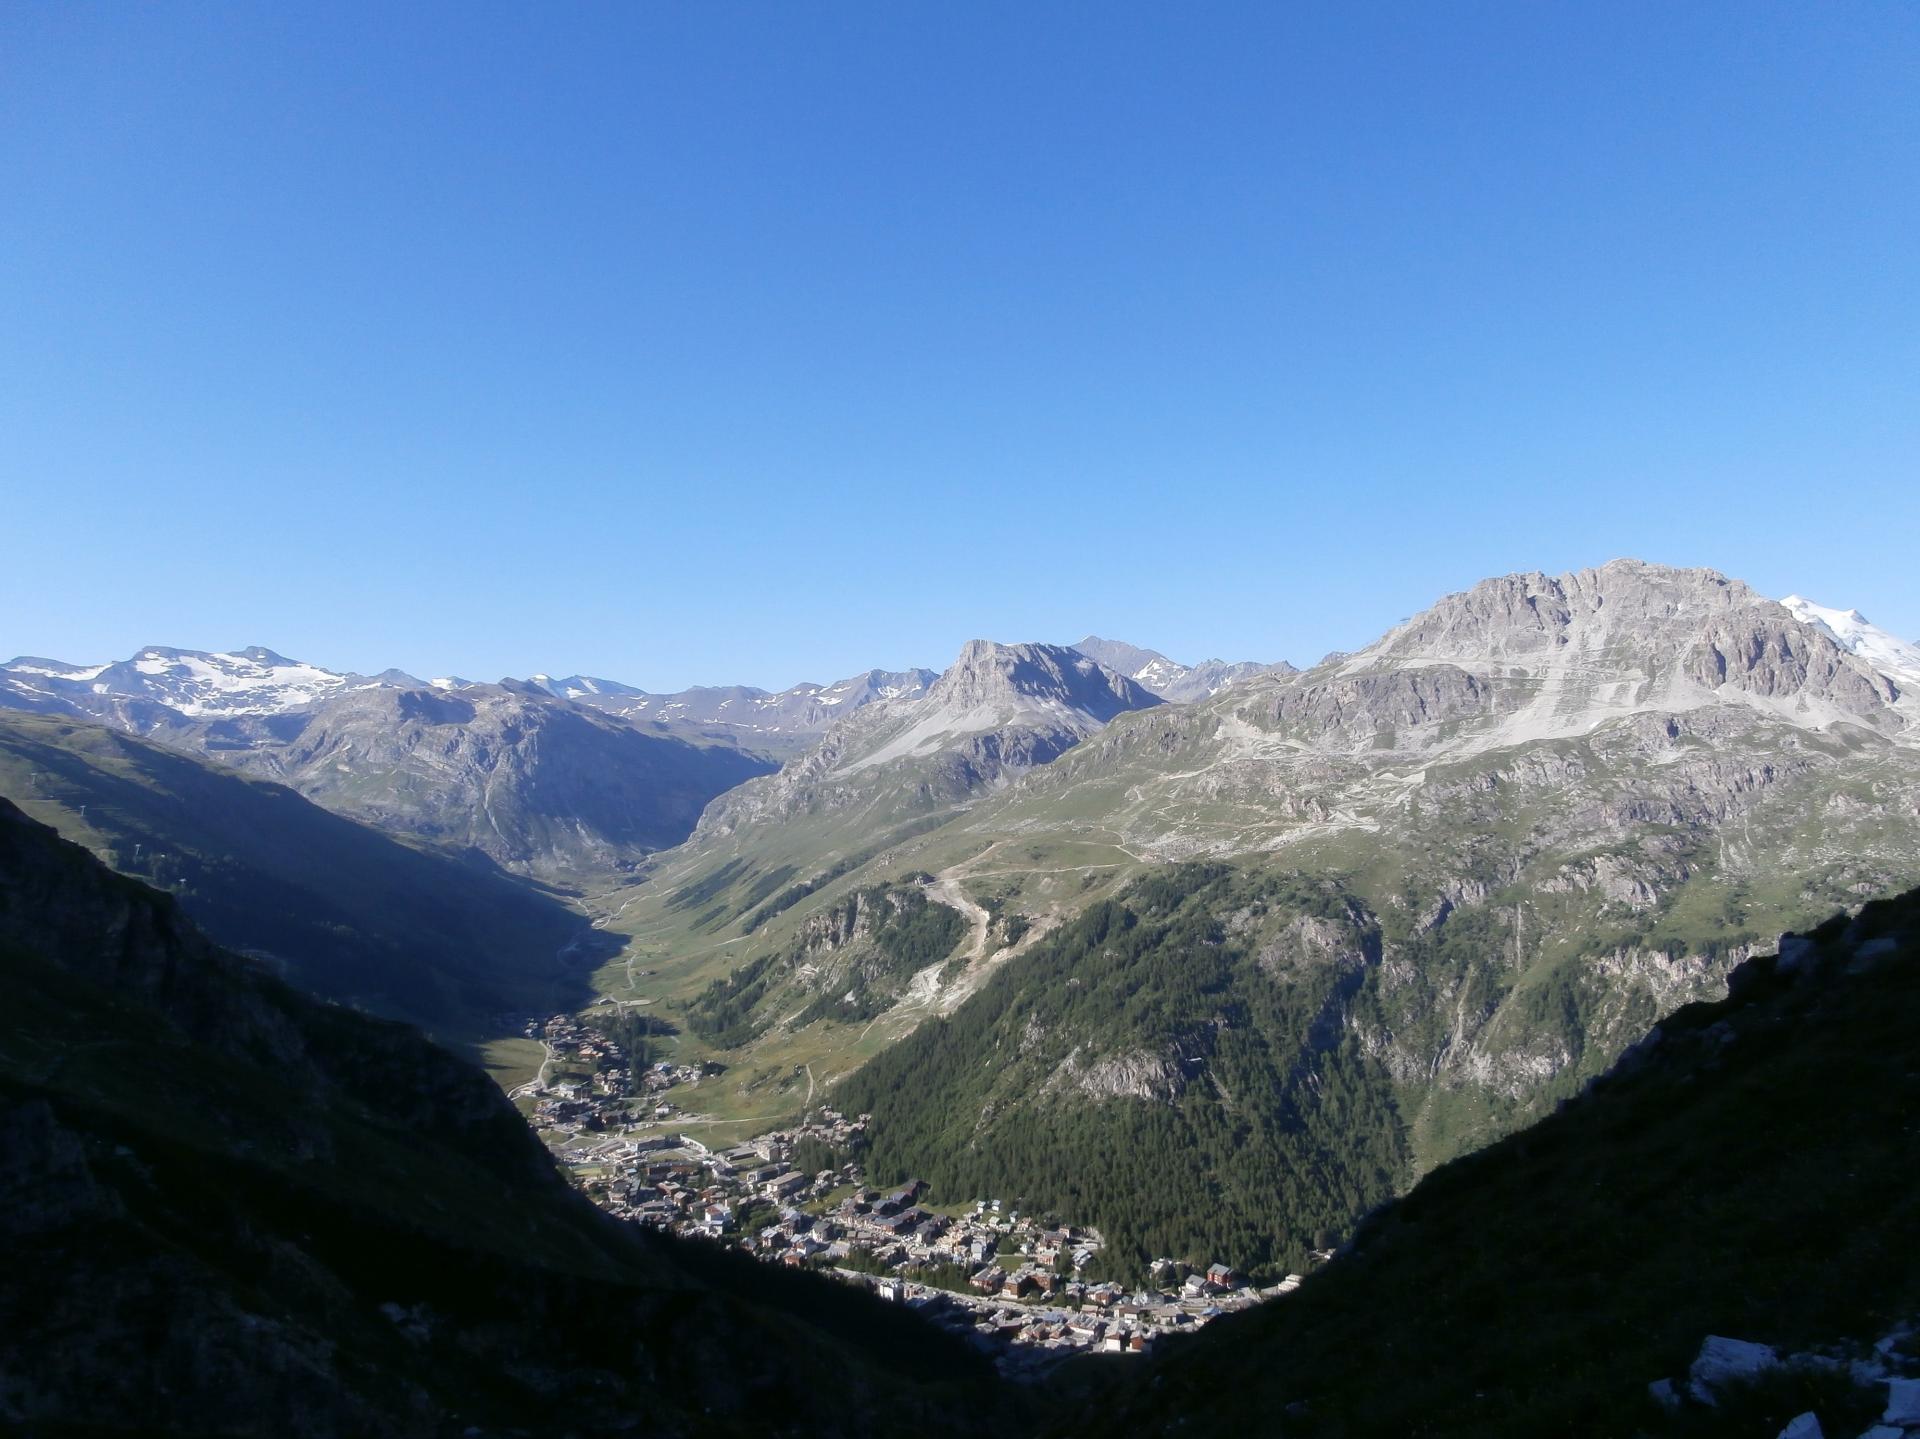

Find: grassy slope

[573,682,1920,1139]
[1091,887,1920,1438]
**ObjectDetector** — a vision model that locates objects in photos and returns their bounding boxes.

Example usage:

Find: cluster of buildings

[512,1019,1311,1370]
[522,1012,717,1128]
[867,1267,1303,1375]
[540,1102,1303,1370]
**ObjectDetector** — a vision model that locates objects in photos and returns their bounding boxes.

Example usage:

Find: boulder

[1689,1335,1778,1402]
[1776,1414,1822,1439]
[1882,1377,1920,1425]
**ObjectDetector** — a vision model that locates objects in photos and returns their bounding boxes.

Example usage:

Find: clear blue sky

[4,3,1916,689]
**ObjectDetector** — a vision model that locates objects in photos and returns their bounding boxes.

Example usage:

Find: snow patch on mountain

[2,646,387,718]
[1779,595,1920,691]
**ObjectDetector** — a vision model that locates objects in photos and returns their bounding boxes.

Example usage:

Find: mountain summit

[693,640,1160,837]
[913,640,1160,733]
[1779,593,1920,691]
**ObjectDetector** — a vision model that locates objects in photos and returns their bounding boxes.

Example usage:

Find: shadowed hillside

[0,711,605,1041]
[1087,885,1920,1437]
[0,796,1013,1437]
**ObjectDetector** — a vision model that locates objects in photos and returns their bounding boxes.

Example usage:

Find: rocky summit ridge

[693,639,1161,837]
[1332,560,1907,745]
[990,561,1918,861]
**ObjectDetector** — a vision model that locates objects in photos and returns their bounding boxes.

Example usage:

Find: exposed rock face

[1255,912,1374,977]
[925,641,1161,727]
[1045,1045,1187,1102]
[695,640,1161,838]
[995,562,1918,867]
[1348,560,1900,737]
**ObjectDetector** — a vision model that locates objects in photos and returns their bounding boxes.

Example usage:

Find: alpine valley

[556,561,1920,1279]
[5,559,1920,1438]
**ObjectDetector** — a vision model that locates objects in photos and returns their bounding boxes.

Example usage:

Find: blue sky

[4,3,1916,688]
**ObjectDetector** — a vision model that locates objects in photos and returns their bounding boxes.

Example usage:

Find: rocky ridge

[1069,634,1297,703]
[536,667,940,755]
[694,640,1161,838]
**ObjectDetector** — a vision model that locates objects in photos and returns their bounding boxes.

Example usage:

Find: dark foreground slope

[0,711,598,1038]
[0,798,1006,1438]
[1089,886,1920,1438]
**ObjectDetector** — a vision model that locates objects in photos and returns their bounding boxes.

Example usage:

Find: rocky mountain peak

[1071,636,1169,679]
[928,640,1160,724]
[1339,559,1905,739]
[1780,594,1920,690]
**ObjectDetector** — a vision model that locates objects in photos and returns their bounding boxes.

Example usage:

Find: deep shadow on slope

[0,798,1012,1437]
[1085,887,1920,1437]
[0,711,603,1040]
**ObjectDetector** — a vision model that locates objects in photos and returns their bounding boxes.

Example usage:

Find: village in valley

[516,1012,1311,1373]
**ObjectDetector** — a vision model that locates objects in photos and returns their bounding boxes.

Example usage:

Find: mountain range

[5,562,1919,1270]
[1067,635,1298,703]
[0,653,776,877]
[530,667,943,756]
[0,634,1290,877]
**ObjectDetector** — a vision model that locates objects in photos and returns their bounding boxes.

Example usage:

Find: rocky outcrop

[1045,1044,1188,1102]
[1350,559,1902,734]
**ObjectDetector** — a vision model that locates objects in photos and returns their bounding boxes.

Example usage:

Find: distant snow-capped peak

[1780,595,1920,690]
[0,646,390,718]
